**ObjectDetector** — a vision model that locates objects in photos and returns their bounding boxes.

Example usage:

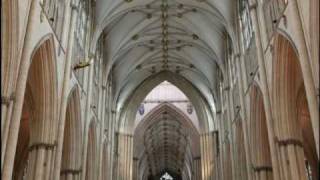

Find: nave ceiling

[91,0,238,112]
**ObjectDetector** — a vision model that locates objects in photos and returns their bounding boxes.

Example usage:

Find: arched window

[160,172,173,180]
[239,0,253,49]
[72,0,95,86]
[76,0,89,49]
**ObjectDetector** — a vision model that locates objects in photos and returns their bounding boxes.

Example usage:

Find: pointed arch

[133,103,200,179]
[118,71,215,135]
[85,118,98,180]
[135,103,199,134]
[272,33,319,179]
[60,86,83,179]
[101,140,109,180]
[12,35,58,179]
[249,84,273,179]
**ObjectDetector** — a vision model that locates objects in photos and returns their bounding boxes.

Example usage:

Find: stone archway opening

[118,79,204,180]
[12,88,32,180]
[60,88,82,179]
[133,100,200,180]
[249,85,273,180]
[296,86,319,179]
[12,38,57,180]
[85,120,97,180]
[273,33,319,179]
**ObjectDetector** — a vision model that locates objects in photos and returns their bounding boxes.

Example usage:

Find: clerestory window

[239,0,253,50]
[160,172,173,180]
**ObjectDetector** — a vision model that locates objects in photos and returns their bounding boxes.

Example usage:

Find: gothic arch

[233,118,248,180]
[60,87,83,179]
[85,118,98,180]
[272,33,318,179]
[101,140,109,180]
[12,36,58,179]
[296,86,319,179]
[135,103,199,134]
[133,103,200,180]
[118,71,214,135]
[249,84,273,179]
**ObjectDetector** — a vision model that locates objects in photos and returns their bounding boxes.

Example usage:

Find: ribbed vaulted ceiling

[92,0,236,178]
[92,0,236,111]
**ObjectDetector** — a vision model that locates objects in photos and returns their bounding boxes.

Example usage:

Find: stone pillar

[1,94,15,170]
[193,157,201,180]
[22,143,55,180]
[132,158,138,180]
[247,0,282,179]
[1,1,39,179]
[109,109,116,180]
[288,0,319,157]
[116,133,133,180]
[277,138,307,180]
[98,87,107,180]
[227,57,239,180]
[80,62,95,180]
[52,2,79,179]
[252,165,273,180]
[235,52,254,180]
[60,168,82,180]
[211,131,221,180]
[200,132,215,180]
[1,0,21,170]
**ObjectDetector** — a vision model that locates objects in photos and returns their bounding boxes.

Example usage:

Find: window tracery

[41,0,65,41]
[239,0,253,50]
[72,0,94,86]
[160,172,173,180]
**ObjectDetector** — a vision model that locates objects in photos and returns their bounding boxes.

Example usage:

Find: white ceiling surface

[92,0,237,112]
[134,81,200,131]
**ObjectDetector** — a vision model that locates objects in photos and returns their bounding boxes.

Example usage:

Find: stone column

[116,133,133,180]
[252,165,273,180]
[80,61,95,180]
[1,1,38,179]
[1,94,15,170]
[98,87,107,180]
[289,0,319,157]
[193,157,201,180]
[60,168,82,180]
[247,0,282,179]
[200,132,215,180]
[52,2,79,179]
[132,158,139,180]
[211,131,220,180]
[21,143,55,180]
[224,60,237,180]
[1,1,21,168]
[235,53,254,180]
[109,109,117,180]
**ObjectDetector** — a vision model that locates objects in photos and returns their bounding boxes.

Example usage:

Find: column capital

[60,168,82,175]
[276,138,303,147]
[252,165,272,172]
[28,142,56,151]
[1,92,15,106]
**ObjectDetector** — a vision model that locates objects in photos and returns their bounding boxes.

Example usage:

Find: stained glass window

[160,172,173,180]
